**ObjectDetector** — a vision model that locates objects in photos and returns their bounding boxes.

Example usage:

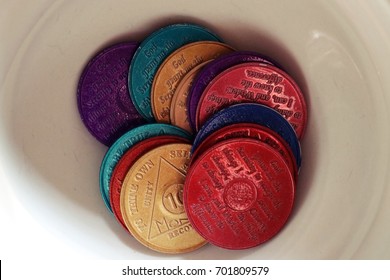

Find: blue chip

[100,123,191,212]
[192,103,302,168]
[128,23,221,122]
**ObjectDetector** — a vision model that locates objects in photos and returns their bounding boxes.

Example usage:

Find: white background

[1,0,390,270]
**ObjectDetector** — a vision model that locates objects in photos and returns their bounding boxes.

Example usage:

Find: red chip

[190,123,298,181]
[109,135,190,232]
[184,138,295,249]
[196,62,307,139]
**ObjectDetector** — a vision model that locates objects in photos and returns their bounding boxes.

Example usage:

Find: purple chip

[187,51,277,132]
[77,42,146,146]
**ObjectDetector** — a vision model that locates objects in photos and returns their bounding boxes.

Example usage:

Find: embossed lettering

[140,41,175,80]
[226,86,272,101]
[272,95,288,104]
[259,181,282,210]
[212,198,226,211]
[190,203,213,234]
[136,78,153,95]
[249,208,266,232]
[135,218,147,232]
[222,148,239,168]
[246,70,283,85]
[204,202,224,230]
[202,162,224,189]
[158,106,170,119]
[153,217,188,235]
[200,179,213,198]
[183,55,203,73]
[273,104,294,119]
[135,160,154,181]
[270,160,284,174]
[253,82,274,95]
[128,183,138,216]
[240,79,253,89]
[143,181,154,207]
[221,209,241,235]
[211,154,230,181]
[166,70,184,90]
[172,54,186,69]
[169,149,190,159]
[237,147,262,180]
[144,42,158,58]
[168,223,193,239]
[252,156,274,181]
[258,199,273,221]
[206,94,232,107]
[85,85,112,108]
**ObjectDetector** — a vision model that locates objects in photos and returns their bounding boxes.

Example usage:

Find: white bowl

[1,0,390,259]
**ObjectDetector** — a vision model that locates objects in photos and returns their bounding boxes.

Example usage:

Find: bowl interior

[1,0,390,259]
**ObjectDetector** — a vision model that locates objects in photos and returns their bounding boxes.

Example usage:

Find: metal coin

[121,143,207,253]
[184,138,295,249]
[170,61,211,134]
[151,41,234,123]
[195,62,308,138]
[77,42,146,146]
[110,135,190,231]
[192,103,302,168]
[128,23,221,121]
[187,51,276,131]
[100,123,191,212]
[190,123,298,181]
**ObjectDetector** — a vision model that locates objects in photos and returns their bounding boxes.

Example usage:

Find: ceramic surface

[1,0,390,259]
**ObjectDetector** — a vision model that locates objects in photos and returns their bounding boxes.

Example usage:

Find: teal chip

[99,123,192,212]
[128,23,221,121]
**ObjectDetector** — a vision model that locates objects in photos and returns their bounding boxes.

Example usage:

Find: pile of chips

[77,23,307,254]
